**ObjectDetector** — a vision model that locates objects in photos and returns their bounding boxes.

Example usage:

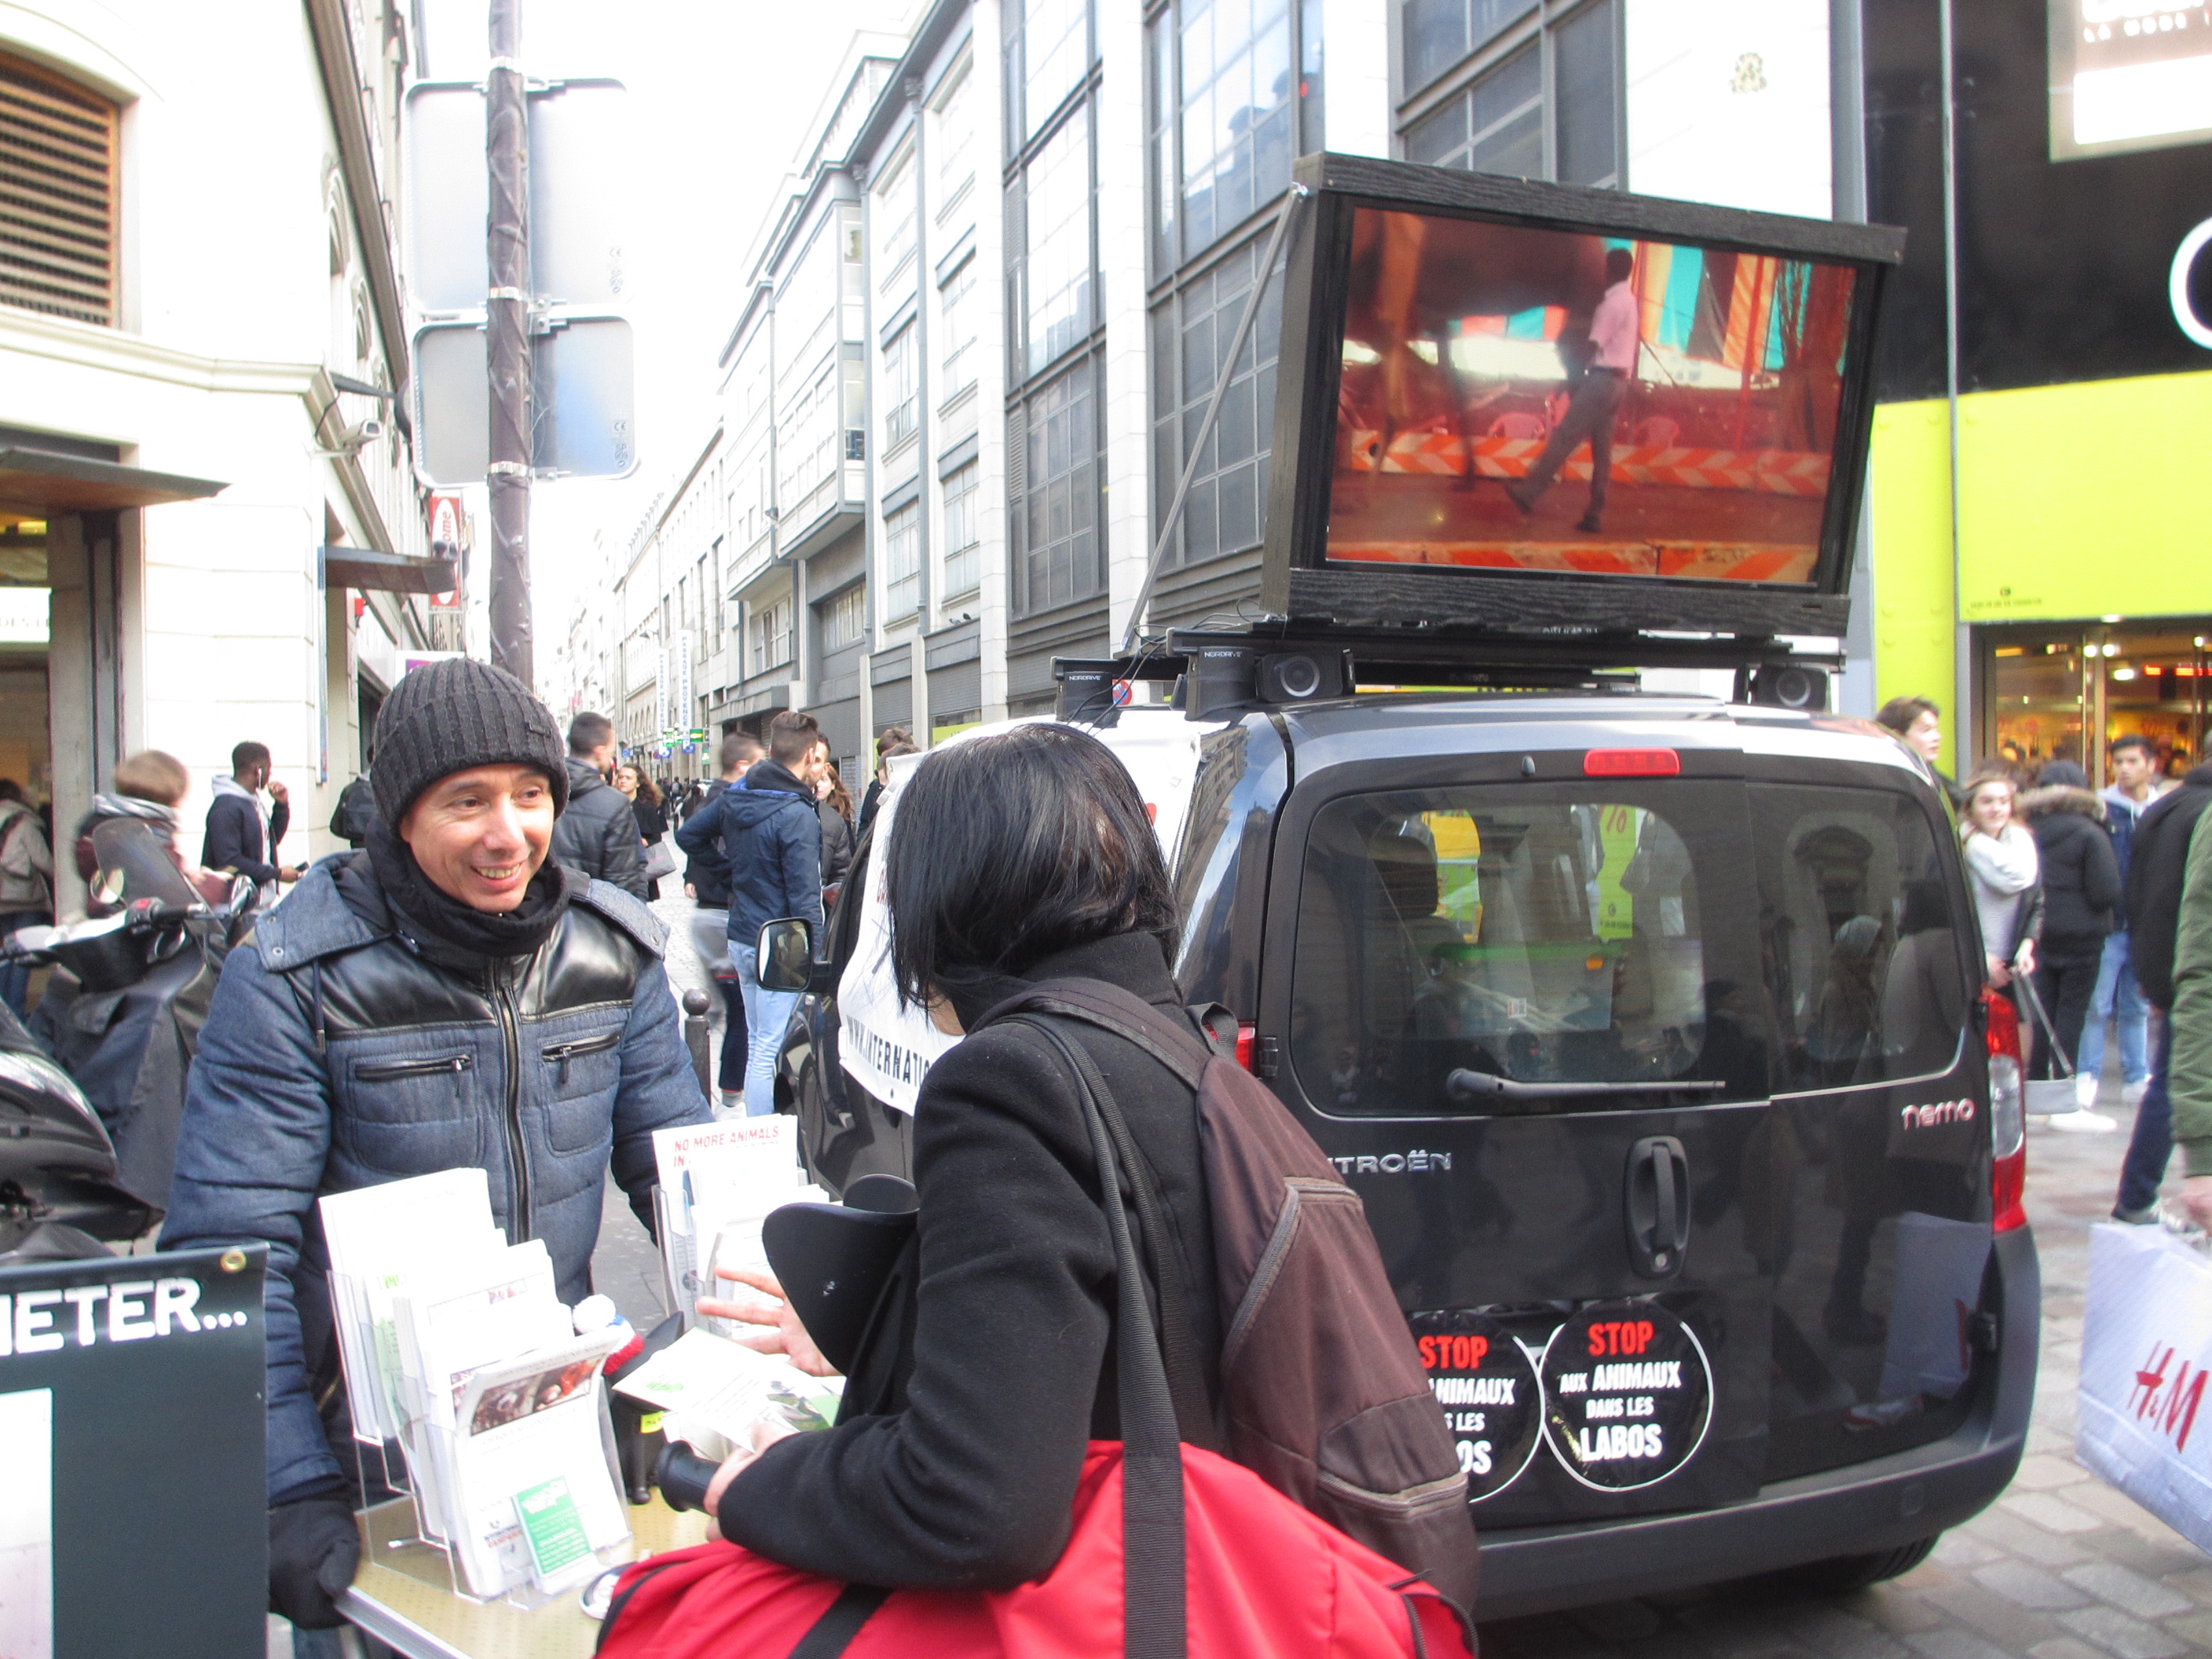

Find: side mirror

[756,918,814,994]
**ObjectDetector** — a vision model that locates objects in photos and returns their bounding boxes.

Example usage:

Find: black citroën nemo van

[775,156,2035,1618]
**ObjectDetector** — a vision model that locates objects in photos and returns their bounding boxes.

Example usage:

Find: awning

[0,447,228,514]
[321,545,459,595]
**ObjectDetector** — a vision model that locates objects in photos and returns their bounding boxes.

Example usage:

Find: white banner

[2078,1221,2212,1555]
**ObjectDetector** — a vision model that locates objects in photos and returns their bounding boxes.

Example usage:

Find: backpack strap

[994,977,1220,1090]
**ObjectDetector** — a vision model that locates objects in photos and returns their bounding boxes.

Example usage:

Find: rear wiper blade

[1447,1069,1728,1104]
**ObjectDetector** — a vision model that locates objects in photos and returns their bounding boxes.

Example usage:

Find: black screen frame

[1261,154,1905,638]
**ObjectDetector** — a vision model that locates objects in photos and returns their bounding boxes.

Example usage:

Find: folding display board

[0,1245,266,1659]
[1262,154,1905,639]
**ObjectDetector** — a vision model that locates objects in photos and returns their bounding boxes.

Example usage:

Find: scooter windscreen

[90,816,203,910]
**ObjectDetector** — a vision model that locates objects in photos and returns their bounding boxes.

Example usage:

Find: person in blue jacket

[163,657,711,1634]
[676,709,824,1115]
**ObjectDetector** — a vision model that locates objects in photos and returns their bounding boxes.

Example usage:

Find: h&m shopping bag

[2078,1221,2212,1555]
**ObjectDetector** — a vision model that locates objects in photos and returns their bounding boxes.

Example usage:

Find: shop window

[0,53,119,327]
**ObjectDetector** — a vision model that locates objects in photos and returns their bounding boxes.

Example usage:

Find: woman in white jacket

[1961,767,2042,991]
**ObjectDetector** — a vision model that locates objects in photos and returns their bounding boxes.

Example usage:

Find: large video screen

[1324,207,1862,588]
[2049,1,2212,161]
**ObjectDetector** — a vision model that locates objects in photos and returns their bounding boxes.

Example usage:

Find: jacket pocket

[336,1049,481,1175]
[538,1024,624,1153]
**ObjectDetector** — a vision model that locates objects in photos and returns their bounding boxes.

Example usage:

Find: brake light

[1236,1024,1258,1072]
[1986,990,2027,1232]
[1584,748,1681,777]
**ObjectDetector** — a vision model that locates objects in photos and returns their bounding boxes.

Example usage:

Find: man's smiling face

[398,764,558,912]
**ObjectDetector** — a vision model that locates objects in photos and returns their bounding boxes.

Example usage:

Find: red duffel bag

[596,1013,1473,1659]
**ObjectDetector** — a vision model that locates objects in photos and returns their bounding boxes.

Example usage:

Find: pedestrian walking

[548,712,647,898]
[860,737,917,840]
[616,764,668,901]
[160,656,712,1634]
[205,741,298,887]
[1876,694,1965,808]
[2111,756,2212,1221]
[1503,246,1636,534]
[812,743,855,892]
[0,778,52,1013]
[683,734,763,1116]
[858,725,912,835]
[2082,734,2163,1109]
[675,709,824,1116]
[2167,811,2212,1231]
[2022,760,2121,1130]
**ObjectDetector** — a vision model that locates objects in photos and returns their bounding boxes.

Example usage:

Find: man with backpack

[675,710,823,1116]
[329,766,376,849]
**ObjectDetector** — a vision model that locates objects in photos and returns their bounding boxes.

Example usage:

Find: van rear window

[1290,782,1765,1114]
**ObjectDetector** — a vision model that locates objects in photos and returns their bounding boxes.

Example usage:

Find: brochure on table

[319,1172,632,1602]
[650,1115,826,1332]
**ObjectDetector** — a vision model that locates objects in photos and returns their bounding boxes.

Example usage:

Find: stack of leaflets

[612,1328,844,1462]
[320,1171,632,1601]
[651,1116,826,1331]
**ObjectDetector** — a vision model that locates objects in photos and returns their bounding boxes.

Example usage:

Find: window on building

[939,257,978,404]
[824,583,868,650]
[0,53,119,327]
[884,501,922,617]
[1014,357,1101,614]
[1399,0,1620,189]
[942,462,980,598]
[935,58,976,224]
[877,147,918,295]
[1006,0,1091,147]
[883,323,919,452]
[1014,102,1094,380]
[750,597,793,675]
[1150,235,1284,567]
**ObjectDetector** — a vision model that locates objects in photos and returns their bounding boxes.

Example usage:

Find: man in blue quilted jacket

[163,657,710,1633]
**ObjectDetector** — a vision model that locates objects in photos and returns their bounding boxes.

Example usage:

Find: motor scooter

[4,818,256,1217]
[0,997,159,1264]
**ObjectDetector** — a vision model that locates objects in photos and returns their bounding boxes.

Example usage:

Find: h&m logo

[2130,1342,2209,1452]
[1899,1098,1976,1130]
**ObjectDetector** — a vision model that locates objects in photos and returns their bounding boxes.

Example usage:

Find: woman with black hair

[696,723,1221,1589]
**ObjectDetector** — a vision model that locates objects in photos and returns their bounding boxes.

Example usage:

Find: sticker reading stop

[1538,1300,1714,1492]
[1408,1309,1541,1502]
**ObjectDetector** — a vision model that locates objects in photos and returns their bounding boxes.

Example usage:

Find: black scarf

[364,818,583,971]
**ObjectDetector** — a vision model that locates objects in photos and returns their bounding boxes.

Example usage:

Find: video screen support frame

[1261,154,1906,639]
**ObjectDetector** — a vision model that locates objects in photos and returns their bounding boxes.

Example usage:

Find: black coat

[818,799,855,888]
[2129,763,2212,1008]
[717,930,1218,1590]
[681,778,733,908]
[548,758,646,898]
[2022,786,2122,952]
[203,786,289,884]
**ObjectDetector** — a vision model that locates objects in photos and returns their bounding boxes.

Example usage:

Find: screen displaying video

[1325,207,1861,587]
[2049,2,2212,161]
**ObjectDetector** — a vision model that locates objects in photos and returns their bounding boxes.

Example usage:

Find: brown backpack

[991,980,1480,1611]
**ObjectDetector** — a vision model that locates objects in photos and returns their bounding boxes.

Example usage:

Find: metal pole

[1939,0,1969,774]
[1118,184,1309,655]
[487,0,533,682]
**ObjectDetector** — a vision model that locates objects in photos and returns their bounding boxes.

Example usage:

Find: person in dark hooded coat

[2022,760,2122,1092]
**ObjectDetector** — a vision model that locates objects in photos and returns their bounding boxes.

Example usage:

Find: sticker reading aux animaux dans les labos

[1538,1300,1715,1492]
[1408,1309,1543,1501]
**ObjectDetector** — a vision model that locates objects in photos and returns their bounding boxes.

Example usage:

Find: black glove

[269,1493,360,1631]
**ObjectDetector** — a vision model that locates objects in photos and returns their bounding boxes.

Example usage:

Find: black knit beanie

[370,657,569,830]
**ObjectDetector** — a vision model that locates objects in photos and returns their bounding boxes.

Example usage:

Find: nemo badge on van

[1408,1309,1541,1501]
[1540,1301,1714,1491]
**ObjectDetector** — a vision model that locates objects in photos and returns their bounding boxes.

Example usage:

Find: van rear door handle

[1624,1135,1690,1279]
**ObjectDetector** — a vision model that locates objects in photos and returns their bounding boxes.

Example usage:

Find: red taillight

[1985,990,2028,1232]
[1236,1023,1258,1072]
[1584,748,1682,777]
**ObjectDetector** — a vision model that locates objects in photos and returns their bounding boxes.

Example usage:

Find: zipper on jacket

[494,965,531,1241]
[357,1054,474,1082]
[542,1029,620,1086]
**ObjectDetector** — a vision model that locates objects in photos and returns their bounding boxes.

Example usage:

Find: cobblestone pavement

[1483,1059,2207,1658]
[597,934,2211,1655]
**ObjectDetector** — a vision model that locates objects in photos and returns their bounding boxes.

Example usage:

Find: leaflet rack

[1053,624,1842,724]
